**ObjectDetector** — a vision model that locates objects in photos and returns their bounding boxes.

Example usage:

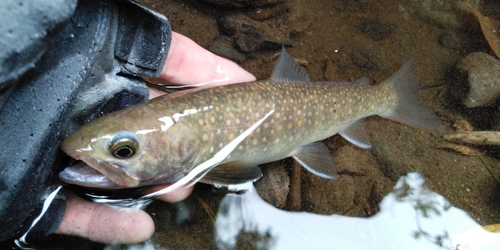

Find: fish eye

[109,132,139,159]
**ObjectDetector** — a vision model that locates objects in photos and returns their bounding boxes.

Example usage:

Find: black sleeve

[0,0,171,244]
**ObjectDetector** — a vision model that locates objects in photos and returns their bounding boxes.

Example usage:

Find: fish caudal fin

[382,59,442,130]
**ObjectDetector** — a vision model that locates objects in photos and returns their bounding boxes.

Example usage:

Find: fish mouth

[59,156,142,189]
[59,161,125,189]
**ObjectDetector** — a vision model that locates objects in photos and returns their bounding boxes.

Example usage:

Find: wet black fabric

[0,0,171,242]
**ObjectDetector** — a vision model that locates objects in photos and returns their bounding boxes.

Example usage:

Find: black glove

[0,0,171,244]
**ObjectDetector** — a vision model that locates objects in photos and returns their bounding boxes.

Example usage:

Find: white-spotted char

[59,47,441,188]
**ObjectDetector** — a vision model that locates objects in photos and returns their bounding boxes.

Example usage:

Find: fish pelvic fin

[382,59,442,130]
[200,161,263,185]
[291,142,338,179]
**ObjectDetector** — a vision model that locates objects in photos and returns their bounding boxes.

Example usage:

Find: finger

[141,183,194,203]
[55,194,154,244]
[148,87,168,99]
[156,32,256,87]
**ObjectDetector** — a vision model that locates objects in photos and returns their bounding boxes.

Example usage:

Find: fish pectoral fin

[339,119,371,149]
[291,142,338,179]
[269,46,310,83]
[200,161,263,186]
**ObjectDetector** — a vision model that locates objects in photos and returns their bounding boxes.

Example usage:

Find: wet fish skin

[60,48,441,188]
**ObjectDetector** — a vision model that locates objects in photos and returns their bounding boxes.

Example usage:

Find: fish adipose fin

[291,142,338,179]
[270,47,310,83]
[201,161,263,185]
[354,77,371,85]
[339,119,371,149]
[383,59,442,130]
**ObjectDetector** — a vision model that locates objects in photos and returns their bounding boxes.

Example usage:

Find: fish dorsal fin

[200,161,263,185]
[339,119,371,149]
[270,46,310,83]
[291,142,338,179]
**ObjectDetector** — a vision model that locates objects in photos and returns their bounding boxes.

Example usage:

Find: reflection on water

[215,173,500,249]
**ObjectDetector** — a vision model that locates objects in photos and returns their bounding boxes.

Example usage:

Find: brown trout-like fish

[60,48,441,188]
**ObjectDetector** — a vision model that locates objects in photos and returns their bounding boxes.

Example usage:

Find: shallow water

[19,0,500,249]
[137,1,500,249]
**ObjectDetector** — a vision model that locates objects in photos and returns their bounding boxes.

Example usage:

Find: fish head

[60,109,203,189]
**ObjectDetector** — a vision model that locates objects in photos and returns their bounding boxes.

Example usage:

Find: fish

[59,47,441,189]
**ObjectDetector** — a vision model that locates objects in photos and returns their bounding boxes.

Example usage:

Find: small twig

[288,161,302,211]
[443,131,500,146]
[196,195,216,224]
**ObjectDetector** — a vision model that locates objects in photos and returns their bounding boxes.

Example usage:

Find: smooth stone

[456,52,500,108]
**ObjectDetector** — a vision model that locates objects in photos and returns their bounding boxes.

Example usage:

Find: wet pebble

[456,52,500,108]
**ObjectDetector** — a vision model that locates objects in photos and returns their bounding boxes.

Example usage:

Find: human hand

[54,32,256,244]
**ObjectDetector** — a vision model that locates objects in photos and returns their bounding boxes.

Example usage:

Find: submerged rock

[254,162,290,208]
[208,36,247,62]
[287,2,312,34]
[216,13,291,55]
[456,52,500,108]
[406,0,478,29]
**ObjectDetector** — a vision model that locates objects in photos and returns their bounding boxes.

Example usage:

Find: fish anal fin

[339,119,371,149]
[270,46,310,83]
[291,142,338,179]
[200,161,263,185]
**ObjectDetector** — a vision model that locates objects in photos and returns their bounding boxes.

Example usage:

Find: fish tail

[382,59,442,130]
